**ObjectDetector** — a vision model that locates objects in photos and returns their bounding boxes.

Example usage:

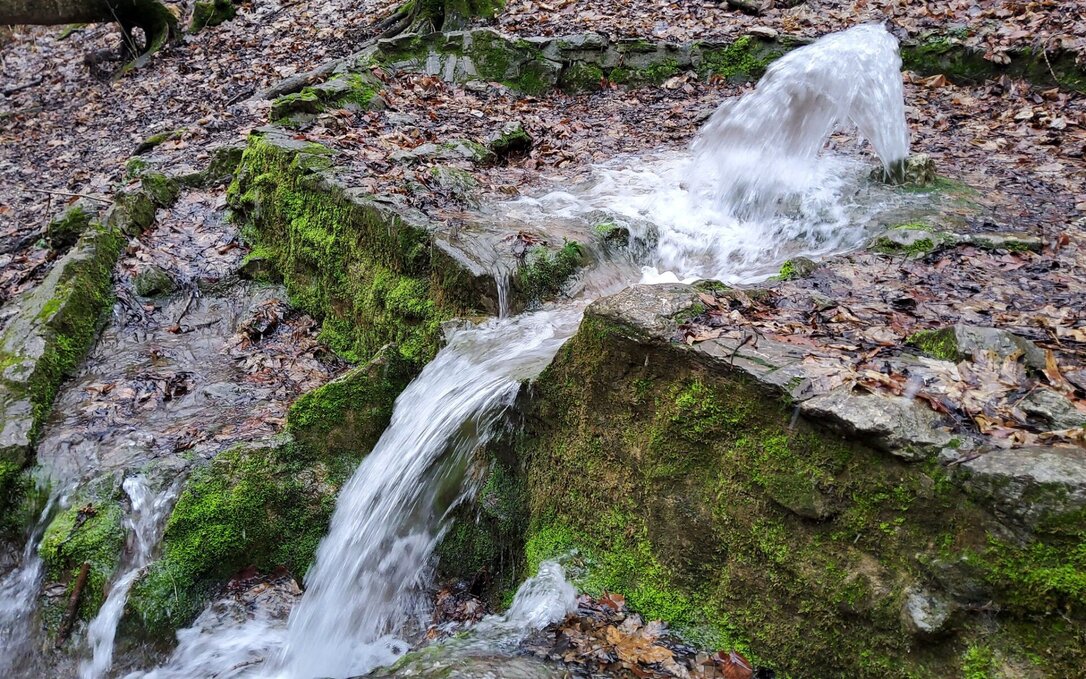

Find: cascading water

[0,492,59,678]
[127,23,911,679]
[81,476,178,679]
[278,308,585,678]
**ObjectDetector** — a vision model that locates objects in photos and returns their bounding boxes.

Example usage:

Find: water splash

[81,475,178,679]
[506,24,910,283]
[278,308,584,678]
[470,561,578,647]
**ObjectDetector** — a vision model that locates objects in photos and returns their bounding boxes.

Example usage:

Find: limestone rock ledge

[512,283,1085,678]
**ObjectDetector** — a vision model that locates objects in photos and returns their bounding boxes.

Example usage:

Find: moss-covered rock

[487,121,532,160]
[126,438,346,637]
[513,240,584,306]
[140,171,180,208]
[190,0,235,31]
[38,478,126,633]
[132,264,177,298]
[288,345,415,459]
[45,202,96,252]
[227,130,479,367]
[509,293,1085,677]
[901,35,1086,94]
[0,224,124,470]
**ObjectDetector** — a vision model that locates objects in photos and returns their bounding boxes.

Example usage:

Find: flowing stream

[81,476,178,679]
[0,492,60,677]
[4,23,914,679]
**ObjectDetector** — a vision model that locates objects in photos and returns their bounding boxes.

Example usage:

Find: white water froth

[508,24,910,284]
[0,492,59,676]
[470,561,578,647]
[81,476,178,679]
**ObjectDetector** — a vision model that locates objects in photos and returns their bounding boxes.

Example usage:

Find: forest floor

[2,0,1085,307]
[1,0,1084,464]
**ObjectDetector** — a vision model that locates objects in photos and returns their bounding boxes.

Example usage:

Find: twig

[2,76,42,96]
[174,289,197,327]
[56,562,91,646]
[1041,42,1059,86]
[24,188,113,203]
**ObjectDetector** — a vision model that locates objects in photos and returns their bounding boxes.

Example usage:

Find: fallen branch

[2,76,42,96]
[24,187,113,203]
[56,562,91,646]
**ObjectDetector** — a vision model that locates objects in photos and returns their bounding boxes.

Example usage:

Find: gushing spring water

[81,476,178,679]
[130,24,911,679]
[507,24,910,283]
[278,308,584,678]
[689,23,909,216]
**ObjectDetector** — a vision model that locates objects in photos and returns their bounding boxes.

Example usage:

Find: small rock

[1018,388,1086,431]
[429,165,479,197]
[488,121,533,160]
[133,265,177,298]
[956,231,1043,253]
[46,201,96,252]
[747,26,779,39]
[900,587,954,637]
[799,389,954,461]
[907,324,1046,372]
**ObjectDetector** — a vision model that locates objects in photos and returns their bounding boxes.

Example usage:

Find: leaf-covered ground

[1,0,1084,482]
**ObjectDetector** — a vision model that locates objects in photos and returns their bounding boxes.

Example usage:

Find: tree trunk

[0,0,177,55]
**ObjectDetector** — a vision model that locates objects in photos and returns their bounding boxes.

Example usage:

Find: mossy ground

[511,314,1085,677]
[127,439,349,636]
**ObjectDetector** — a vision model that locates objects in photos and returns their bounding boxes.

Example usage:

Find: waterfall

[116,24,912,679]
[80,476,178,679]
[277,308,584,678]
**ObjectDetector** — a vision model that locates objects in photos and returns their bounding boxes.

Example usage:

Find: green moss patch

[127,439,345,636]
[288,346,415,459]
[39,483,126,630]
[227,132,478,367]
[512,312,1085,677]
[907,327,960,362]
[513,240,584,306]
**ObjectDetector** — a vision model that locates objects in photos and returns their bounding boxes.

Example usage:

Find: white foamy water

[469,561,578,647]
[81,476,178,679]
[507,24,910,283]
[126,24,911,679]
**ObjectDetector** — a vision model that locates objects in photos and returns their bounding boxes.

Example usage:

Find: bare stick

[56,562,91,646]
